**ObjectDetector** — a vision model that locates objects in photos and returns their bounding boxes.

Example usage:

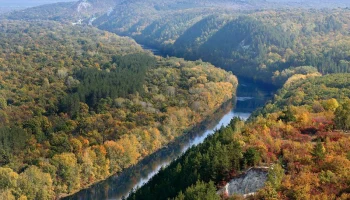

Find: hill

[5,1,350,86]
[95,8,350,86]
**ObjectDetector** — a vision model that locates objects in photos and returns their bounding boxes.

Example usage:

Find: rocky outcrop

[218,167,269,197]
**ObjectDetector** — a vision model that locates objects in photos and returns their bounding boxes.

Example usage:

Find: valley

[0,0,350,199]
[63,78,274,200]
[0,20,237,199]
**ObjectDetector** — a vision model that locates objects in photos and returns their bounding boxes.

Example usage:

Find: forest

[4,1,350,86]
[95,8,350,86]
[1,0,350,199]
[0,20,237,199]
[129,74,350,200]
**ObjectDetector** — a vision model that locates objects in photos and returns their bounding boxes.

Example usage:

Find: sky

[0,0,76,8]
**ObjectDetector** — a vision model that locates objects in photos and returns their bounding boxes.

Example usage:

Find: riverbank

[62,98,236,199]
[64,76,274,200]
[61,39,275,200]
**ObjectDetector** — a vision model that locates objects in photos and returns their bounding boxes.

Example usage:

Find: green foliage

[314,15,343,33]
[334,100,350,130]
[243,147,261,166]
[278,108,296,123]
[319,170,336,184]
[311,140,326,161]
[60,53,156,116]
[174,181,220,200]
[127,118,244,200]
[0,127,29,165]
[267,163,284,189]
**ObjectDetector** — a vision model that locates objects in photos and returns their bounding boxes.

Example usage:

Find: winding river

[64,76,274,200]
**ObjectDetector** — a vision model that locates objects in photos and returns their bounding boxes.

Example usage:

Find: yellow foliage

[322,98,339,111]
[284,73,321,87]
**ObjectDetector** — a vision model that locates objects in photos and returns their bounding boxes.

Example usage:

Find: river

[140,45,163,56]
[63,77,274,200]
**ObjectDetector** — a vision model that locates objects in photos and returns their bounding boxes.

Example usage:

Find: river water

[63,77,274,200]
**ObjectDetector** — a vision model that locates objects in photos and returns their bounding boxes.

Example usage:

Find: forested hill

[4,1,350,86]
[5,0,119,22]
[4,0,260,22]
[96,8,350,86]
[0,20,237,199]
[129,73,350,200]
[6,0,350,23]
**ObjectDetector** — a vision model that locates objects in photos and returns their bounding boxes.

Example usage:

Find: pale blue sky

[0,0,76,7]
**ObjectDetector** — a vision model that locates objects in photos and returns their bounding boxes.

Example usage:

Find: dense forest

[129,74,350,199]
[6,0,349,23]
[1,0,350,199]
[0,20,237,199]
[95,8,350,86]
[4,1,350,86]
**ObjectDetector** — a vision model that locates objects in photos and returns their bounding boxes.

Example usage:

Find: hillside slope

[97,8,350,86]
[0,20,237,199]
[129,74,350,199]
[5,1,350,86]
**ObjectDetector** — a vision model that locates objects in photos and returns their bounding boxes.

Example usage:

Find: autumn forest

[0,0,350,200]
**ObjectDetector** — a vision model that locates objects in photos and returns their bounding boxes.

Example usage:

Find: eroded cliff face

[218,167,268,197]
